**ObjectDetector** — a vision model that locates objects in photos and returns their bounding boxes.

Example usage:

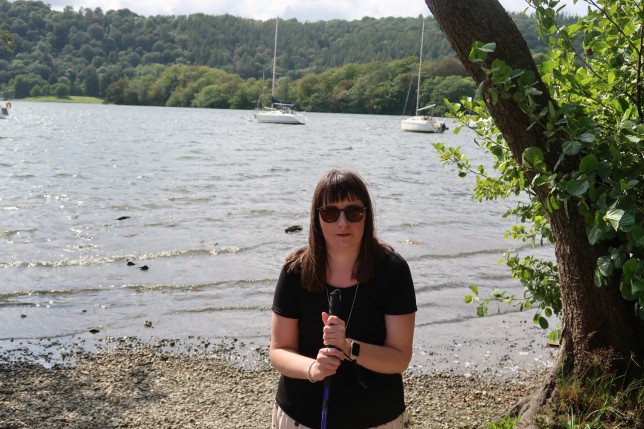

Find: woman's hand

[309,345,343,381]
[321,312,351,358]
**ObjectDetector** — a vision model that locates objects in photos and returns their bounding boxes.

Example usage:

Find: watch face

[352,341,360,357]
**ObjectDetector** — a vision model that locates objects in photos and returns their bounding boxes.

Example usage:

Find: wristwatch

[349,339,361,361]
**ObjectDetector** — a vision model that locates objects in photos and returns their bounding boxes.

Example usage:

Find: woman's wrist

[307,360,317,383]
[344,338,352,358]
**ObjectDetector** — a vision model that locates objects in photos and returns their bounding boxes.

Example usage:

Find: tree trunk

[423,0,644,426]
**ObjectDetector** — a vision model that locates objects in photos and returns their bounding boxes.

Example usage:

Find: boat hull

[400,116,446,133]
[254,109,307,125]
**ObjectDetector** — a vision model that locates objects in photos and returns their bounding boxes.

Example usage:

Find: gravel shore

[0,337,547,429]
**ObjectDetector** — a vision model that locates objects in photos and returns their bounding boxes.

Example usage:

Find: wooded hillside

[0,0,578,112]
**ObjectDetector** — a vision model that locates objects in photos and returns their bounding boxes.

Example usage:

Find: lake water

[0,102,555,371]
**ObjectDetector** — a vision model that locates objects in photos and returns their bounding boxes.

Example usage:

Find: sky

[41,0,590,21]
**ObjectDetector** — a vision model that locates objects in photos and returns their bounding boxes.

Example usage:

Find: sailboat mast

[271,18,278,104]
[415,19,424,116]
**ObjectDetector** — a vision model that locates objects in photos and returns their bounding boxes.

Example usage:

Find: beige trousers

[271,403,410,428]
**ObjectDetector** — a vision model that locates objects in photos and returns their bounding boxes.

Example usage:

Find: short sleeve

[272,267,301,319]
[383,252,417,315]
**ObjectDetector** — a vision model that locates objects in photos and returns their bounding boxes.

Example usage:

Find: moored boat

[253,18,307,125]
[400,19,446,134]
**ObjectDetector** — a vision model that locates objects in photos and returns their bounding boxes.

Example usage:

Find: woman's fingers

[315,348,342,377]
[322,329,346,350]
[320,314,347,359]
[322,316,345,340]
[321,346,345,362]
[323,314,345,327]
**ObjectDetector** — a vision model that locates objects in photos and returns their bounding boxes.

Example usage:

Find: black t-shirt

[271,251,417,429]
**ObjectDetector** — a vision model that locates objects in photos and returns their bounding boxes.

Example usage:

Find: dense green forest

[0,0,579,114]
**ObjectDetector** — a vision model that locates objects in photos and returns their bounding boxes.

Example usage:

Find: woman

[270,169,417,429]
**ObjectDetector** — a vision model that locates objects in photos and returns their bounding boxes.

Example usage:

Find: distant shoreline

[22,96,104,104]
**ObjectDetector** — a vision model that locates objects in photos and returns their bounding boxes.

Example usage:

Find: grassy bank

[23,96,104,104]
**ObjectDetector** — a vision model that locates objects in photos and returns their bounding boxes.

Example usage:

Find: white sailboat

[400,19,446,133]
[254,18,307,125]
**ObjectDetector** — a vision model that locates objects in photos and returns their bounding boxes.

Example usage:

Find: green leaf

[588,226,603,245]
[604,208,625,231]
[632,278,644,294]
[522,147,547,172]
[476,302,488,317]
[579,154,599,173]
[595,269,605,287]
[479,42,497,53]
[578,133,595,143]
[548,100,555,121]
[631,225,644,247]
[621,281,636,300]
[547,329,561,343]
[599,259,614,276]
[563,140,582,155]
[588,221,613,245]
[604,208,623,228]
[546,195,560,212]
[588,182,599,202]
[622,258,639,278]
[595,162,610,180]
[538,316,549,329]
[565,179,589,197]
[490,89,498,104]
[618,211,636,231]
[465,295,473,304]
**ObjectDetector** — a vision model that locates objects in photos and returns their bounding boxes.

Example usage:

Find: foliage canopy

[440,0,643,332]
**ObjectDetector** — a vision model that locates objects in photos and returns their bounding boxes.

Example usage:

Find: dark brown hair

[284,169,392,293]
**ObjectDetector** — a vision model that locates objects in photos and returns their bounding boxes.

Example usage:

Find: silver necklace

[327,283,360,332]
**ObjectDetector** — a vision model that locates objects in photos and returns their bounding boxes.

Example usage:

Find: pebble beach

[0,331,551,429]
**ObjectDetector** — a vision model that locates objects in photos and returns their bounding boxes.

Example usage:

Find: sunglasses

[317,205,368,223]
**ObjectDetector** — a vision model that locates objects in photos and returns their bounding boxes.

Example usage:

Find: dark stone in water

[116,216,131,221]
[138,265,149,270]
[285,225,303,233]
[89,328,100,334]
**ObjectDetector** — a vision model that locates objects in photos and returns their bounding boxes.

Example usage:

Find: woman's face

[318,198,366,254]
